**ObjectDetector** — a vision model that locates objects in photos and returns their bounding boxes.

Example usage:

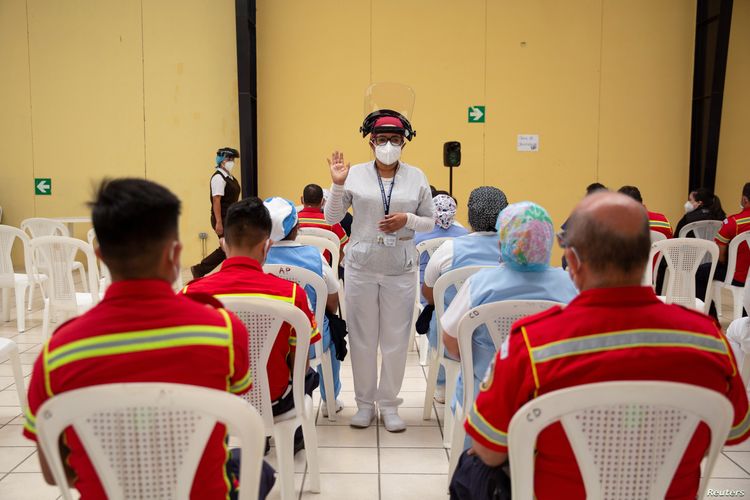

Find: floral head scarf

[433,194,457,229]
[495,201,554,272]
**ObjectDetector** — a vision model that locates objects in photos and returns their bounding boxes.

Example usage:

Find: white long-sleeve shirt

[325,161,435,275]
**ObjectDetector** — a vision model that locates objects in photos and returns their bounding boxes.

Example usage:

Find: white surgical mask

[224,160,235,172]
[684,201,695,213]
[375,143,401,166]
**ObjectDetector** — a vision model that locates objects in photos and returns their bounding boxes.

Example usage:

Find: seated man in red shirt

[450,191,750,500]
[298,183,348,266]
[696,182,750,317]
[183,196,320,454]
[23,178,274,499]
[618,185,673,237]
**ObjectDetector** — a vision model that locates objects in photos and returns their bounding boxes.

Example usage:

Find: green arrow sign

[35,178,52,196]
[468,106,485,123]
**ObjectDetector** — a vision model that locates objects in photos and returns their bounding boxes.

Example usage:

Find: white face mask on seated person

[684,200,695,213]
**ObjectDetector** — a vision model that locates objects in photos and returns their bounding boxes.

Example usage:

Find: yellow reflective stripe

[46,327,230,372]
[729,407,750,441]
[736,217,750,225]
[43,340,53,397]
[230,370,253,394]
[181,285,189,294]
[716,234,731,244]
[466,401,508,447]
[650,220,671,228]
[24,405,36,435]
[521,326,540,396]
[219,308,236,391]
[340,234,349,244]
[222,429,232,499]
[531,329,727,364]
[215,292,294,303]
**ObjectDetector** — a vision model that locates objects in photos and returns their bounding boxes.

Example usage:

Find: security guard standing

[191,147,241,278]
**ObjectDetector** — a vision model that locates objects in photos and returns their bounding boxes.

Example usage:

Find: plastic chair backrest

[219,296,312,433]
[649,230,667,244]
[20,217,69,238]
[296,234,340,271]
[678,220,723,240]
[647,238,718,311]
[416,237,452,260]
[263,264,327,330]
[457,300,561,409]
[508,381,733,500]
[30,236,99,311]
[724,232,750,287]
[0,225,34,287]
[433,266,491,321]
[86,228,112,291]
[36,383,265,500]
[298,227,340,249]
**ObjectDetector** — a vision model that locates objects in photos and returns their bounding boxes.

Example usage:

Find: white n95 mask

[224,160,235,172]
[684,201,695,213]
[375,143,401,166]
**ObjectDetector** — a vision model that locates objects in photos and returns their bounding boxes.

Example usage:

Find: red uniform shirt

[715,208,750,283]
[465,286,749,500]
[23,280,251,500]
[182,256,320,401]
[648,209,673,238]
[298,206,348,265]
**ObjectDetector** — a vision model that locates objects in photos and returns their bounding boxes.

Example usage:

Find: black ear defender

[359,109,416,141]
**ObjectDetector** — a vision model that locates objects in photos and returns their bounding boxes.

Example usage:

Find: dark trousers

[696,262,745,317]
[193,245,227,278]
[449,451,511,500]
[226,448,276,500]
[271,369,320,448]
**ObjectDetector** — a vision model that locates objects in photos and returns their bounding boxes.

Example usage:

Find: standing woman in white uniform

[325,111,435,431]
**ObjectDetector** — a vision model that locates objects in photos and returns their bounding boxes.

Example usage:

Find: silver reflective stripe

[466,404,507,447]
[531,330,727,364]
[47,331,229,367]
[729,410,750,441]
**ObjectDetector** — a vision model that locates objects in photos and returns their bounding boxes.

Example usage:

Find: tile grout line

[721,451,750,477]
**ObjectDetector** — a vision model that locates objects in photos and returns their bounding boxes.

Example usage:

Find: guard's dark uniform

[451,286,750,500]
[193,168,241,277]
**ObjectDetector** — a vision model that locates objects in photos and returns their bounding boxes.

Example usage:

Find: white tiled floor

[2,285,750,499]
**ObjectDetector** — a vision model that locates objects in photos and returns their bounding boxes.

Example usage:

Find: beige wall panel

[256,0,371,205]
[142,0,240,264]
[715,0,750,213]
[597,0,695,229]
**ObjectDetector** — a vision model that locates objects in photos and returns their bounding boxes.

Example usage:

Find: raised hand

[327,151,351,186]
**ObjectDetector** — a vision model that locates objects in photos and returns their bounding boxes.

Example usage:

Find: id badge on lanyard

[377,168,397,247]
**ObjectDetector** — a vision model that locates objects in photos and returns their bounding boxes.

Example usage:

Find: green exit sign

[468,106,485,123]
[35,178,52,195]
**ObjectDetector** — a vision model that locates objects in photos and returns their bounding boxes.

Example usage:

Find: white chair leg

[423,350,440,420]
[1,289,9,322]
[14,284,27,333]
[77,266,88,293]
[418,334,430,366]
[337,280,346,322]
[443,363,460,447]
[8,345,27,412]
[319,350,337,422]
[26,284,34,311]
[273,424,297,500]
[301,400,320,493]
[42,298,50,339]
[714,286,724,318]
[448,405,466,487]
[732,287,744,320]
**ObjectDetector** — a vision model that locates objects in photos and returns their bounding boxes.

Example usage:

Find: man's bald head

[565,192,650,279]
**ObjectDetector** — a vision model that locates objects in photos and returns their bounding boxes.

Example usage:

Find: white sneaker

[434,386,446,404]
[321,398,344,418]
[380,409,407,433]
[350,407,376,428]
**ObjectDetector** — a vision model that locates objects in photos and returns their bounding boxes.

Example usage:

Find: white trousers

[346,266,416,409]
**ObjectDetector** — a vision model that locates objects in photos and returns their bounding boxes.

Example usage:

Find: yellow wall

[257,0,696,262]
[0,0,239,265]
[716,0,750,214]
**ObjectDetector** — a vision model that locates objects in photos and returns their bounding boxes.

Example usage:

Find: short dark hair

[567,208,650,275]
[302,184,324,205]
[586,183,607,195]
[743,182,750,201]
[224,197,271,249]
[617,185,643,203]
[89,178,180,277]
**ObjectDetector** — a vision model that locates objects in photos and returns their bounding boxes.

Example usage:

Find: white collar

[272,240,302,247]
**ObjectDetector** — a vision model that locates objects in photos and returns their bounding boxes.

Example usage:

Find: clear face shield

[361,83,417,142]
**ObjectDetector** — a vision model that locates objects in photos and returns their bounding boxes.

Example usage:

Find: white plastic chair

[415,237,453,365]
[507,381,733,500]
[21,218,88,295]
[423,265,489,446]
[645,238,718,313]
[35,383,265,500]
[263,263,338,421]
[220,296,320,500]
[298,227,341,255]
[678,219,723,240]
[0,338,27,412]
[30,236,100,338]
[86,228,112,294]
[0,225,48,332]
[447,299,561,480]
[297,233,345,321]
[713,232,750,320]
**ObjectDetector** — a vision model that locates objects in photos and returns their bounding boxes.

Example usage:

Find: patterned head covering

[495,201,554,272]
[468,186,508,232]
[433,194,457,229]
[263,197,298,242]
